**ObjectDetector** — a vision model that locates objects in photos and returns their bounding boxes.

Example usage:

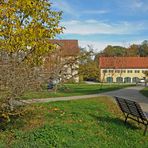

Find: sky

[51,0,148,52]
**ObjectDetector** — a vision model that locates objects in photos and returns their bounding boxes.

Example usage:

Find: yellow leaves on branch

[0,0,64,65]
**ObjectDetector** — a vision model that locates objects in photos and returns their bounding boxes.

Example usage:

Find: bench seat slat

[115,97,147,120]
[118,103,130,113]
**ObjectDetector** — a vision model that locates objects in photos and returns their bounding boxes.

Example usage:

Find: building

[44,39,80,82]
[48,39,79,57]
[99,57,148,83]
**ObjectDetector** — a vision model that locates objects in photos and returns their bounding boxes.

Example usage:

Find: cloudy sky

[51,0,148,52]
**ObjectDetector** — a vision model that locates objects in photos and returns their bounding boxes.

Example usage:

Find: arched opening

[116,77,123,83]
[132,77,139,83]
[106,77,113,83]
[124,77,131,83]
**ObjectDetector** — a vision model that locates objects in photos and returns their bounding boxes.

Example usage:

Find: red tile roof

[99,57,148,69]
[49,39,79,56]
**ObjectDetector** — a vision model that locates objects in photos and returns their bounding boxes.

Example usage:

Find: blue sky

[51,0,148,52]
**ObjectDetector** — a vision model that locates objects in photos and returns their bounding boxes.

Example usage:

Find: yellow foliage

[0,0,64,65]
[0,0,64,118]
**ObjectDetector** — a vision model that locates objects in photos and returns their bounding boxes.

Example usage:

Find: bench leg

[143,125,147,136]
[124,114,129,124]
[137,118,140,125]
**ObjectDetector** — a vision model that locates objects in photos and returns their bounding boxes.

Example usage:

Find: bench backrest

[115,96,147,120]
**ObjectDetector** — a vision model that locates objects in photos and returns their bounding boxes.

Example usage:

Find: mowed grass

[140,87,148,97]
[22,83,133,99]
[0,97,147,147]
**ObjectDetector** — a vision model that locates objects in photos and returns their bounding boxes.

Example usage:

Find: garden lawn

[0,96,148,147]
[140,87,148,97]
[22,83,133,99]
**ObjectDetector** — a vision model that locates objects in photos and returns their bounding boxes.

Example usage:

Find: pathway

[22,86,148,111]
[103,86,148,111]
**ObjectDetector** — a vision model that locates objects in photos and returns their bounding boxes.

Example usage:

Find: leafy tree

[142,40,148,46]
[79,46,100,81]
[139,40,148,57]
[98,41,148,57]
[128,44,140,56]
[126,41,148,57]
[0,0,63,121]
[0,0,64,65]
[100,45,127,57]
[43,47,79,92]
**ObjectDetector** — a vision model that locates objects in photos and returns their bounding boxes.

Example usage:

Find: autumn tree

[98,41,148,57]
[79,46,100,81]
[139,40,148,57]
[100,45,127,57]
[43,46,79,92]
[0,0,63,120]
[128,44,140,56]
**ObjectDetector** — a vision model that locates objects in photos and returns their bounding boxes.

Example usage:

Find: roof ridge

[99,57,148,69]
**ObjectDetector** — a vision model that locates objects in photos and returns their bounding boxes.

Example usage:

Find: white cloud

[120,0,148,12]
[79,40,143,52]
[62,20,147,35]
[52,1,79,16]
[133,1,143,8]
[132,0,148,11]
[82,10,109,14]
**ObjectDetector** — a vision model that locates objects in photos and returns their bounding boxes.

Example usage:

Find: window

[115,70,120,73]
[109,70,113,73]
[106,77,113,83]
[142,70,147,73]
[116,77,123,83]
[121,70,126,73]
[127,70,132,73]
[135,70,140,73]
[132,77,139,83]
[103,70,107,73]
[124,77,131,83]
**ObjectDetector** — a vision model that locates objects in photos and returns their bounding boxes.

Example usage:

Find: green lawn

[0,97,147,147]
[140,87,148,97]
[22,83,133,99]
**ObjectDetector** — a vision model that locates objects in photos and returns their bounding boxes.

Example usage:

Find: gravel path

[22,86,148,111]
[103,86,148,111]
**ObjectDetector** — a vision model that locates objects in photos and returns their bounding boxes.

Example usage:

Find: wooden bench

[115,96,148,135]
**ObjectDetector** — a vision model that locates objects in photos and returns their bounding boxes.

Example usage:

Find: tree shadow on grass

[90,114,141,130]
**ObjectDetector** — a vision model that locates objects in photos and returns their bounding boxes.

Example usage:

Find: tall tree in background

[100,45,127,57]
[79,46,100,81]
[128,44,139,56]
[97,41,148,57]
[140,40,148,57]
[0,0,63,119]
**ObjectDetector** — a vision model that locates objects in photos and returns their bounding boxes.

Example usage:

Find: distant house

[99,57,148,83]
[44,39,80,82]
[48,39,80,56]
